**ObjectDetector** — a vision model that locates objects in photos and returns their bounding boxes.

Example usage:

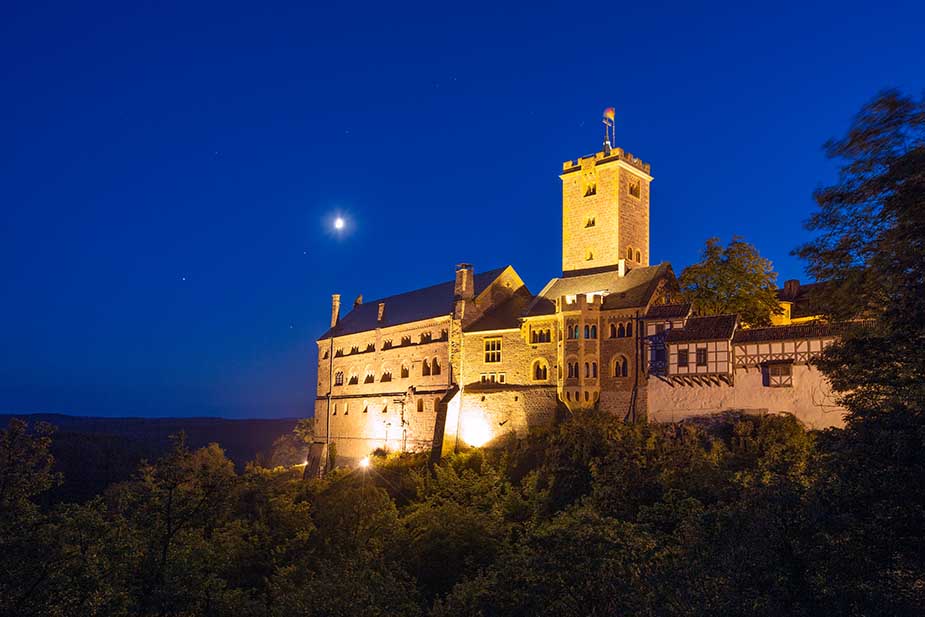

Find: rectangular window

[655,323,665,335]
[696,348,708,366]
[677,349,689,367]
[484,338,502,363]
[767,363,793,388]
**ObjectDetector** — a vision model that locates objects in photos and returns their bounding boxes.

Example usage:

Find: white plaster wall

[647,364,847,429]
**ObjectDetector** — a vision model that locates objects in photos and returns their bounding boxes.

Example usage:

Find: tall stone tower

[560,142,652,275]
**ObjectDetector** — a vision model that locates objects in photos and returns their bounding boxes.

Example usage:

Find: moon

[334,217,345,230]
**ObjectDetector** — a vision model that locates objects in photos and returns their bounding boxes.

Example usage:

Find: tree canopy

[679,236,782,326]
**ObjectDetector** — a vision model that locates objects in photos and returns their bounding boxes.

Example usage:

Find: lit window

[484,338,502,363]
[696,348,708,366]
[677,349,689,368]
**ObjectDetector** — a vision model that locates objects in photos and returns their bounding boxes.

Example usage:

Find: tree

[794,90,925,614]
[679,236,782,326]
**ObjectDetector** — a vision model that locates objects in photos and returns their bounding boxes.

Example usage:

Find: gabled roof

[733,321,835,343]
[523,263,672,317]
[318,267,509,340]
[645,303,692,320]
[464,287,534,333]
[777,280,829,319]
[666,314,738,343]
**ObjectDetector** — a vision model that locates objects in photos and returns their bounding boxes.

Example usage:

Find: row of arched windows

[333,357,441,387]
[626,246,642,263]
[608,322,633,338]
[565,356,629,379]
[566,324,598,339]
[531,328,552,343]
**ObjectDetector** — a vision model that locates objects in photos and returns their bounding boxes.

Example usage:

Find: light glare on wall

[461,415,492,447]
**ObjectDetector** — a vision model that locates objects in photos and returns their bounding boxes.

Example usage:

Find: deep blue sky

[2,1,922,418]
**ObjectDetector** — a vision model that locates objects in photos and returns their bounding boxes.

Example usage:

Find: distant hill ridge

[1,413,300,502]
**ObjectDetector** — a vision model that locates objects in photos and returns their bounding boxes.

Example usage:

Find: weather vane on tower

[602,106,615,153]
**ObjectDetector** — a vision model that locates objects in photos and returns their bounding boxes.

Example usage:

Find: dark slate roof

[777,281,829,319]
[318,267,508,340]
[464,287,534,333]
[733,321,836,343]
[645,303,692,319]
[665,315,738,343]
[523,263,672,317]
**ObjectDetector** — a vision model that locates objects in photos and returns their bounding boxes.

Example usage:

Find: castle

[313,132,846,462]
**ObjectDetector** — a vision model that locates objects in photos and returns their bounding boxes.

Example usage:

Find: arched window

[584,362,590,378]
[627,247,633,260]
[417,399,424,412]
[533,360,548,381]
[592,362,598,378]
[432,357,441,375]
[422,359,431,376]
[618,323,626,338]
[584,325,590,339]
[381,369,392,382]
[566,391,571,401]
[626,322,633,337]
[348,372,358,385]
[590,325,597,339]
[613,356,628,378]
[401,365,409,378]
[636,250,641,263]
[609,323,617,338]
[334,371,344,386]
[364,369,374,384]
[584,391,590,402]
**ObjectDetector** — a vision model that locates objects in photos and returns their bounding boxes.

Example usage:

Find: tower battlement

[562,147,651,176]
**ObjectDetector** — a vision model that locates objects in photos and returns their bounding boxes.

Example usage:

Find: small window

[401,336,411,346]
[766,363,793,388]
[401,365,409,378]
[609,323,617,338]
[585,183,597,197]
[626,322,633,337]
[432,357,441,375]
[566,391,571,401]
[323,350,329,359]
[590,325,597,339]
[614,356,628,378]
[533,361,548,381]
[584,391,590,402]
[618,323,626,338]
[334,371,344,386]
[627,247,634,261]
[366,343,375,352]
[629,180,641,198]
[348,373,359,385]
[382,339,393,350]
[335,348,343,357]
[696,348,708,366]
[592,362,598,378]
[417,399,424,412]
[363,401,368,413]
[585,216,596,227]
[439,329,448,340]
[635,250,641,263]
[364,371,374,384]
[677,349,689,368]
[484,338,502,363]
[498,373,506,384]
[381,369,392,382]
[585,250,594,261]
[584,362,590,378]
[332,403,337,416]
[420,332,432,344]
[422,359,431,376]
[351,345,359,354]
[344,403,349,415]
[382,404,388,414]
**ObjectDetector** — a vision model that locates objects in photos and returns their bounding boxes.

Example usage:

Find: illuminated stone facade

[314,137,846,462]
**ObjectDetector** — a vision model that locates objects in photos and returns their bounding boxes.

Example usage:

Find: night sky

[2,1,923,418]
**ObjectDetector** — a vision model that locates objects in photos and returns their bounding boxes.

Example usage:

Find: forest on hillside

[1,91,922,616]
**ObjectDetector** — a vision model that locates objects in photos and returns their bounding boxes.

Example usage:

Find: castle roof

[776,280,829,319]
[318,266,509,340]
[523,263,672,317]
[665,314,739,343]
[732,321,836,343]
[645,303,692,319]
[464,287,534,333]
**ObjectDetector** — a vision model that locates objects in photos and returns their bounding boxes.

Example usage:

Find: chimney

[454,263,474,320]
[353,294,363,310]
[377,302,385,323]
[330,294,341,329]
[618,258,626,277]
